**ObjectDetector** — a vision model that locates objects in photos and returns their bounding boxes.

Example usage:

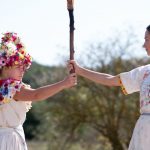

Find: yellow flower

[19,53,24,59]
[14,61,19,65]
[3,98,10,104]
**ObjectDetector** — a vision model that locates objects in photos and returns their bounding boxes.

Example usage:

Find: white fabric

[128,115,150,150]
[0,78,32,150]
[120,64,150,150]
[119,65,147,94]
[0,125,27,150]
[0,99,31,150]
[120,64,150,113]
[0,99,31,127]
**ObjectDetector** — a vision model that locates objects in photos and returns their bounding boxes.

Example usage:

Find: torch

[67,0,75,73]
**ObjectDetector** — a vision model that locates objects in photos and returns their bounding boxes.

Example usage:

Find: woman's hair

[146,25,150,32]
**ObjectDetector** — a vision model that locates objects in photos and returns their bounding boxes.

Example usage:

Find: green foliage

[23,61,67,140]
[23,57,145,150]
[23,32,148,150]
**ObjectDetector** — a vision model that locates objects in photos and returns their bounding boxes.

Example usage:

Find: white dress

[0,79,32,150]
[120,64,150,150]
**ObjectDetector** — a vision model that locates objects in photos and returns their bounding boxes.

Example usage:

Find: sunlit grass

[27,141,112,150]
[27,141,47,150]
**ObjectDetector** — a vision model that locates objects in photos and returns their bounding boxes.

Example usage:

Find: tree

[24,30,147,150]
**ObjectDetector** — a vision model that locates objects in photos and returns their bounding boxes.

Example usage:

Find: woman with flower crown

[0,32,77,150]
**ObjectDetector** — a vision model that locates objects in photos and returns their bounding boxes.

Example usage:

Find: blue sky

[0,0,150,66]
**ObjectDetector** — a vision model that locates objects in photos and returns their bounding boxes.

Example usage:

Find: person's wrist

[77,66,82,75]
[61,79,68,89]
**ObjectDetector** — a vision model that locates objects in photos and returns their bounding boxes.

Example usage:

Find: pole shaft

[67,1,75,73]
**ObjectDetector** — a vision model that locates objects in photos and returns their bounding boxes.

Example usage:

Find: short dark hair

[146,25,150,32]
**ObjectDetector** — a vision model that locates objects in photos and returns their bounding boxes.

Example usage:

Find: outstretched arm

[78,67,120,86]
[14,73,77,101]
[69,60,120,87]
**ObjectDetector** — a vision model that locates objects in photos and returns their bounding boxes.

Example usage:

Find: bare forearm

[33,80,66,101]
[16,80,67,102]
[78,67,119,86]
[15,73,76,102]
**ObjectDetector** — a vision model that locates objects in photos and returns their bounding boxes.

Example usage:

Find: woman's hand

[67,60,81,74]
[62,73,77,89]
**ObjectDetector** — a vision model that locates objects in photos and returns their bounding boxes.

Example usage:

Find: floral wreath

[0,32,32,69]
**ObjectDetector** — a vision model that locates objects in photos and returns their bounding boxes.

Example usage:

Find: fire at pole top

[67,0,74,10]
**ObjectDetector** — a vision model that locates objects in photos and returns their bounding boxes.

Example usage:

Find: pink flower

[0,94,4,101]
[16,44,23,50]
[12,35,17,42]
[15,85,19,89]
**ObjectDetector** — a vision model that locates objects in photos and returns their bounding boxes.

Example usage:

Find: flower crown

[0,32,32,69]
